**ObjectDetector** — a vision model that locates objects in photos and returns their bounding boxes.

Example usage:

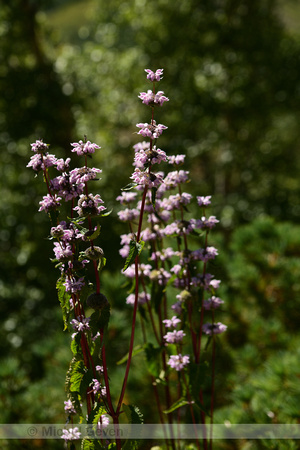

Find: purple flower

[163,170,189,188]
[167,354,190,371]
[53,242,73,261]
[197,196,212,206]
[55,158,71,172]
[199,215,219,229]
[203,296,224,310]
[202,322,227,335]
[168,154,186,165]
[97,414,110,430]
[64,277,85,293]
[164,329,186,344]
[71,316,91,332]
[145,68,164,82]
[133,147,167,168]
[27,153,57,172]
[151,247,176,262]
[131,168,163,188]
[138,90,169,106]
[116,192,138,204]
[38,194,61,213]
[161,193,192,211]
[30,140,49,153]
[61,427,81,441]
[74,194,106,217]
[69,167,102,184]
[136,121,168,139]
[163,316,181,328]
[64,399,76,415]
[71,140,100,156]
[190,246,219,262]
[117,208,140,222]
[126,292,150,305]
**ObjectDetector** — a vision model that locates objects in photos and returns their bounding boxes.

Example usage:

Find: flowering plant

[27,69,226,449]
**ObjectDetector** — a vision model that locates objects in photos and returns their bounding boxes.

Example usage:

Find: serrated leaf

[163,397,190,414]
[122,404,144,450]
[89,304,111,335]
[117,345,144,365]
[70,360,86,393]
[70,332,82,356]
[82,439,95,450]
[56,277,71,330]
[123,404,144,425]
[80,369,94,398]
[122,240,145,272]
[121,182,138,191]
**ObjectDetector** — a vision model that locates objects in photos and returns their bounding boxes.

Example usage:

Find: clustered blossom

[138,90,169,106]
[202,322,228,335]
[136,121,168,140]
[71,140,100,156]
[38,194,62,213]
[117,69,226,377]
[145,68,163,82]
[61,427,81,442]
[71,316,91,332]
[167,354,190,371]
[64,399,77,415]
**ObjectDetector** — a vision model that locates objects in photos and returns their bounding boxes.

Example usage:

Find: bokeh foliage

[1,0,300,448]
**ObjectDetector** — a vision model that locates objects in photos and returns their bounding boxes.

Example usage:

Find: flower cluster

[118,68,226,379]
[27,137,110,429]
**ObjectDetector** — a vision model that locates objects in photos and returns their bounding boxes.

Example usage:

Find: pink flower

[167,354,190,371]
[145,69,164,82]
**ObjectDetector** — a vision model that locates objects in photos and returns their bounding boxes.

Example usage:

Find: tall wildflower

[118,69,226,437]
[27,68,227,449]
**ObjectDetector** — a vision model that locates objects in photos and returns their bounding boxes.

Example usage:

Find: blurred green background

[1,0,300,448]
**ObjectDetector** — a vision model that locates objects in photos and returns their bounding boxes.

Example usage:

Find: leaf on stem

[56,277,71,331]
[163,397,190,414]
[144,342,162,377]
[116,345,144,365]
[122,240,145,272]
[121,182,138,191]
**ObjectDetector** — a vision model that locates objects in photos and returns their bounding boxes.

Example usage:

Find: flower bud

[86,293,110,310]
[84,246,104,261]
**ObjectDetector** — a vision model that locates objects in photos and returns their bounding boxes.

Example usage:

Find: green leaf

[151,186,157,207]
[86,224,101,241]
[150,281,164,313]
[163,397,190,414]
[81,440,95,450]
[123,403,144,424]
[70,332,81,356]
[144,343,162,377]
[122,404,144,450]
[122,240,145,272]
[121,182,138,191]
[97,256,106,274]
[101,209,113,217]
[69,360,86,393]
[56,277,71,330]
[80,369,94,398]
[89,303,111,335]
[117,345,144,365]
